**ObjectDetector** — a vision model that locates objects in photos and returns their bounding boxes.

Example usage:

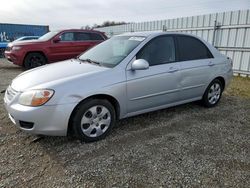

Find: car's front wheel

[24,52,47,69]
[71,99,116,142]
[202,79,223,107]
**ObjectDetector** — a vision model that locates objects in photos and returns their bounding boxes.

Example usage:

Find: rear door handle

[168,67,179,73]
[208,61,215,66]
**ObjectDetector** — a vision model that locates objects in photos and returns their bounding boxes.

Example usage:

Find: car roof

[19,36,40,38]
[118,31,199,38]
[118,31,221,58]
[56,29,104,34]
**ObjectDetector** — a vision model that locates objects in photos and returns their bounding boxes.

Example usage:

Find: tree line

[82,21,127,30]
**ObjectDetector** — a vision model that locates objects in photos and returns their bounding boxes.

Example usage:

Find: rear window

[176,36,213,61]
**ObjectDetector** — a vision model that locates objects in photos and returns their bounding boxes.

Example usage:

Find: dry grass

[225,76,250,98]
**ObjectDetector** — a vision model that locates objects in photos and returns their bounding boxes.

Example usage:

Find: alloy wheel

[208,83,221,105]
[80,105,111,138]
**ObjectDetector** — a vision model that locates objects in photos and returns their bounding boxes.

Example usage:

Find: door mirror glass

[131,59,149,70]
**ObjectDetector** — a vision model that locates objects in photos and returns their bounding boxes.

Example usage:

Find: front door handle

[168,67,179,73]
[208,61,215,66]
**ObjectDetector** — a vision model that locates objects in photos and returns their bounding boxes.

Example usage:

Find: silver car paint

[4,32,233,136]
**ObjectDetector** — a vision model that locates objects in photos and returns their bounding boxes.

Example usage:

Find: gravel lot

[0,58,249,187]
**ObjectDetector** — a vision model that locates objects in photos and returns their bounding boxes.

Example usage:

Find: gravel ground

[0,59,249,187]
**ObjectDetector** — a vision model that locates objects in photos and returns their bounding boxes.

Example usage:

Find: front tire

[24,52,47,69]
[72,99,116,142]
[202,79,223,107]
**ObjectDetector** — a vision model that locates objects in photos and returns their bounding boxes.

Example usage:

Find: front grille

[6,86,18,101]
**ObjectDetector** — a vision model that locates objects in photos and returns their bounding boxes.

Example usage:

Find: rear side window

[176,36,213,61]
[90,33,104,41]
[74,32,91,41]
[137,36,176,66]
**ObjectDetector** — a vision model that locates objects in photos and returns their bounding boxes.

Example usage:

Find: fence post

[130,23,134,32]
[163,25,167,32]
[212,20,217,46]
[212,20,221,46]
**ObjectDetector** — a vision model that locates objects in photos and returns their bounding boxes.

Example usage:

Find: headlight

[12,46,22,51]
[19,89,54,107]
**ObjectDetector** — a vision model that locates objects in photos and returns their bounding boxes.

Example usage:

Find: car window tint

[177,36,213,61]
[60,32,74,41]
[75,32,91,41]
[137,36,175,66]
[90,33,104,41]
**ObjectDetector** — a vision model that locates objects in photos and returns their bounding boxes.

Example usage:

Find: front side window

[176,36,213,61]
[137,36,176,66]
[79,36,145,68]
[60,32,74,41]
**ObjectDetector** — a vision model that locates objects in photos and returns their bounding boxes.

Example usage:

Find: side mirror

[53,36,61,43]
[131,59,149,70]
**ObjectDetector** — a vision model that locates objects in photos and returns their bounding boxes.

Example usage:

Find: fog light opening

[19,121,34,129]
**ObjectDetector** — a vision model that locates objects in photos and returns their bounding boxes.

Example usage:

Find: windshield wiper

[78,58,101,66]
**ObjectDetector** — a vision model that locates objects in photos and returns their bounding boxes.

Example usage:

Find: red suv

[4,29,107,69]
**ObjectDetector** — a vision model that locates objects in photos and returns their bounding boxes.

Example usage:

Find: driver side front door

[126,35,181,114]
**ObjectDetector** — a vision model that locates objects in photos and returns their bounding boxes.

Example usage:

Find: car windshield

[79,36,146,68]
[39,31,59,41]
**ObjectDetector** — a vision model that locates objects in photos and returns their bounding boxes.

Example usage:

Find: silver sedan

[4,32,233,142]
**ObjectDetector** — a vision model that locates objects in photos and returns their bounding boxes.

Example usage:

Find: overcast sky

[0,0,249,29]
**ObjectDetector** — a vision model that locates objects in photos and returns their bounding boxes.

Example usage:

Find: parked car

[1,36,40,58]
[0,40,9,58]
[4,32,233,142]
[4,29,107,69]
[3,36,40,57]
[13,36,40,42]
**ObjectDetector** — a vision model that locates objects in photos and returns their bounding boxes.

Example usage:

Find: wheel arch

[67,94,121,135]
[23,51,48,67]
[214,76,225,91]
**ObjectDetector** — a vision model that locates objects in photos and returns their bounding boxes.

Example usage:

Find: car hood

[8,40,44,47]
[11,59,109,91]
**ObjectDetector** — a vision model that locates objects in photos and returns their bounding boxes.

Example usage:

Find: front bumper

[4,92,77,136]
[4,51,23,66]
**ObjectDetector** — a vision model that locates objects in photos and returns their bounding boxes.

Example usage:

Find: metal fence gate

[97,9,250,76]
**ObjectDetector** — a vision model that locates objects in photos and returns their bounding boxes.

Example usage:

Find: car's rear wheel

[0,48,5,58]
[24,52,47,69]
[71,99,116,142]
[202,79,223,107]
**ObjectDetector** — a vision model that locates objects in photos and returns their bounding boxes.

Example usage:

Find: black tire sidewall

[24,52,46,69]
[202,79,223,107]
[0,48,4,58]
[72,99,116,142]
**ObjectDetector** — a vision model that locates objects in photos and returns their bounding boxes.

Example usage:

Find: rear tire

[0,48,4,58]
[24,52,47,69]
[71,99,116,142]
[202,79,223,107]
